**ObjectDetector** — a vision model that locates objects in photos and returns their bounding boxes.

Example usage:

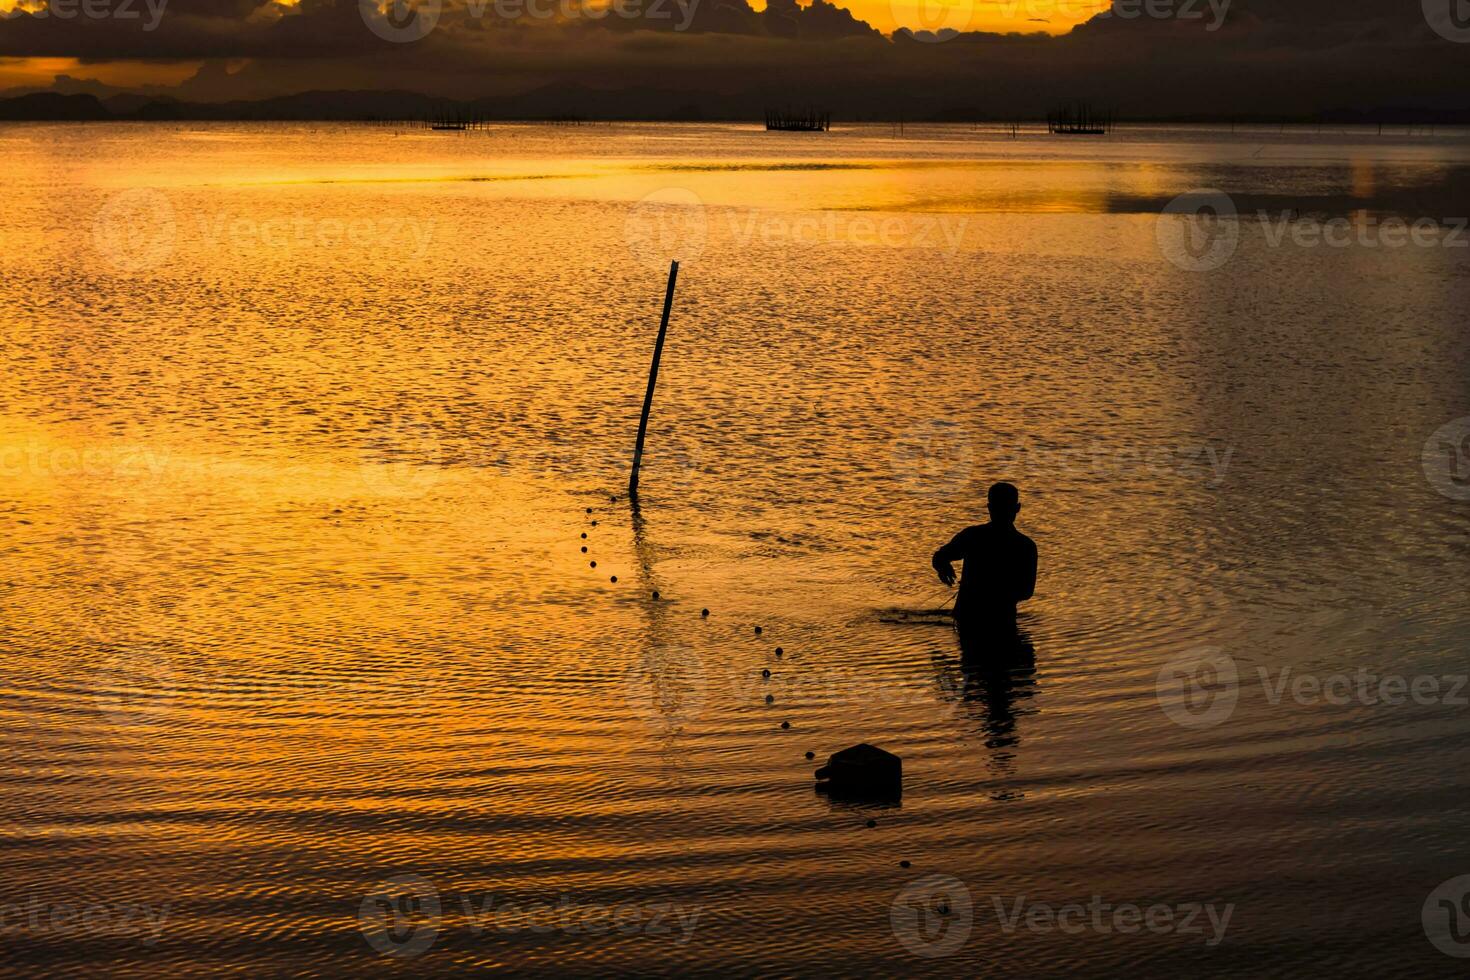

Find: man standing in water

[932,482,1037,643]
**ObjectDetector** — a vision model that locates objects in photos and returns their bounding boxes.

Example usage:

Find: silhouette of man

[932,482,1037,641]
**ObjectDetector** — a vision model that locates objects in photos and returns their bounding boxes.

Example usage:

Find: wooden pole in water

[629,260,679,499]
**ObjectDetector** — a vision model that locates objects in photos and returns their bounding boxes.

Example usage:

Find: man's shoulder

[991,524,1036,550]
[956,523,1034,548]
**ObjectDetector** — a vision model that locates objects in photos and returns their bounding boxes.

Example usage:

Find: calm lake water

[2,122,1469,976]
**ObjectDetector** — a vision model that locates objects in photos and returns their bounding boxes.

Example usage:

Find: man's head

[987,481,1020,525]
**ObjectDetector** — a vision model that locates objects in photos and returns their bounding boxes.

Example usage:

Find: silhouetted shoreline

[4,88,1470,127]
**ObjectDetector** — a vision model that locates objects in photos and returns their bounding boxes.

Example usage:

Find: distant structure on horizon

[765,108,831,132]
[1046,102,1115,135]
[426,109,480,131]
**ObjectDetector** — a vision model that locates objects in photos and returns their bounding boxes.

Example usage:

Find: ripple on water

[1,124,1469,976]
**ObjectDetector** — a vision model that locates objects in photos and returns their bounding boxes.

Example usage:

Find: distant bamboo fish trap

[1046,102,1115,135]
[765,109,831,132]
[427,110,483,131]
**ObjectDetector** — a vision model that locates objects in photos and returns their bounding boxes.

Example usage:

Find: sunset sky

[0,0,1467,117]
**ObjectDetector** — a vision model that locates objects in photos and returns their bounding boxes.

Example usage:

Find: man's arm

[932,531,969,587]
[1014,538,1037,602]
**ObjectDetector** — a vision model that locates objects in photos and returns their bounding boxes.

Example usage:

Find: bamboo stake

[629,260,679,498]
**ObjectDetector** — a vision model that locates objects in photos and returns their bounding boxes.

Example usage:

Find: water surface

[2,122,1469,976]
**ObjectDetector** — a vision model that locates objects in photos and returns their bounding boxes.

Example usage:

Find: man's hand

[934,560,956,587]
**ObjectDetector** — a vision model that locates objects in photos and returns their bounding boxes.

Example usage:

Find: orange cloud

[0,56,200,89]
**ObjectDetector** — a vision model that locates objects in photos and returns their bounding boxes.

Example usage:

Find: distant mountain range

[1,86,1468,125]
[0,86,746,122]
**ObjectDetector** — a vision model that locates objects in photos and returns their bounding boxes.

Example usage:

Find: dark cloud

[761,0,876,39]
[0,0,1466,117]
